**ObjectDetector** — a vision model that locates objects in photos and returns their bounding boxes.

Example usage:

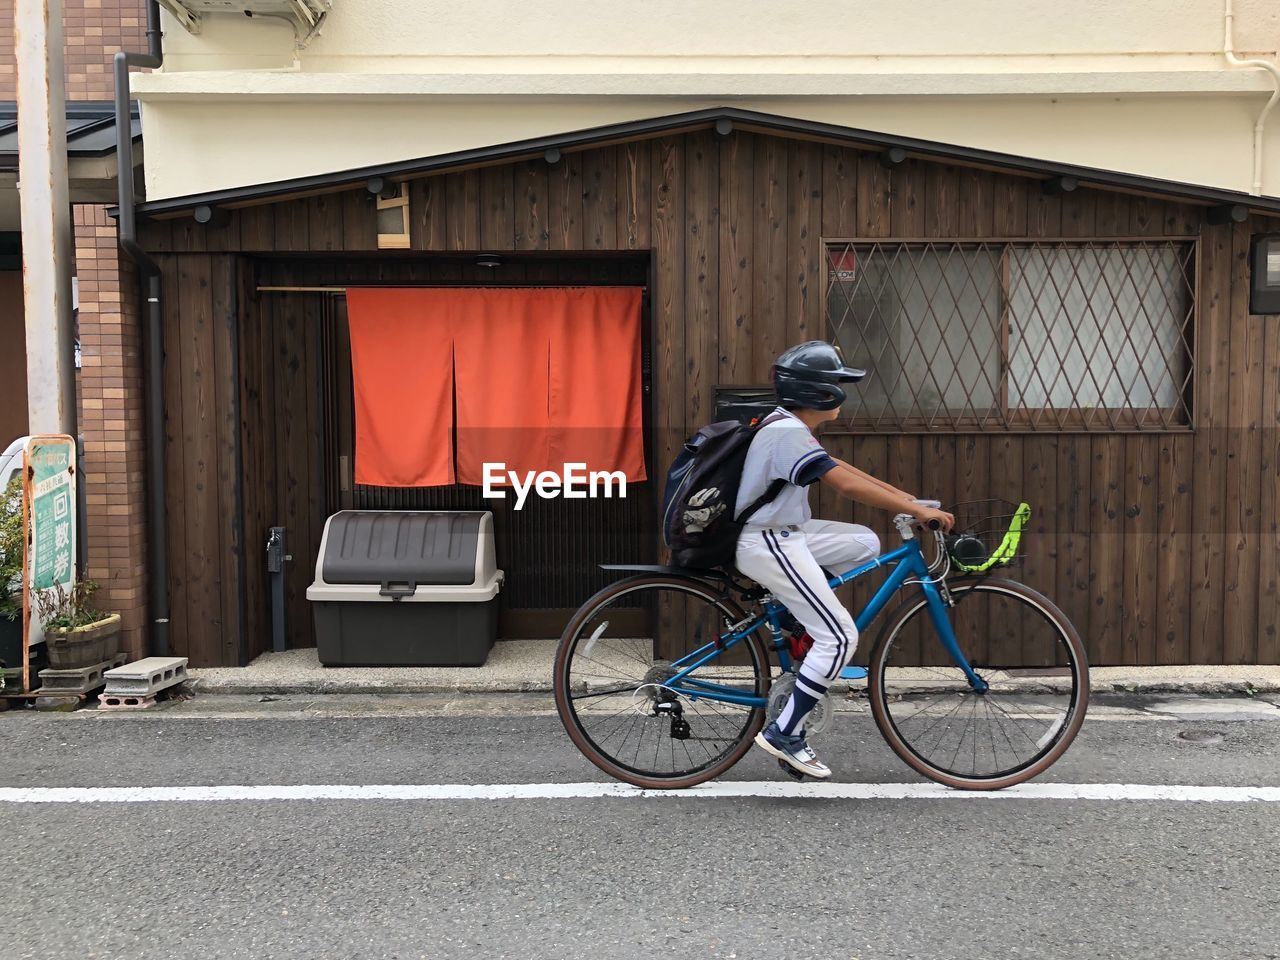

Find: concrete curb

[1083,679,1280,696]
[189,678,558,696]
[187,647,1280,699]
[188,674,1280,698]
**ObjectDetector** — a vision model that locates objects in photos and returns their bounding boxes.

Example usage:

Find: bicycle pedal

[777,758,807,782]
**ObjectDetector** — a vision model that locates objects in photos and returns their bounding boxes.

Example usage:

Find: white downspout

[1224,0,1280,196]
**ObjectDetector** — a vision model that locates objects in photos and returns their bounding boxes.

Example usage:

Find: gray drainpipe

[113,1,169,657]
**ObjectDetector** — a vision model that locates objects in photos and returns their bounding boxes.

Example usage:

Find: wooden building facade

[133,112,1280,668]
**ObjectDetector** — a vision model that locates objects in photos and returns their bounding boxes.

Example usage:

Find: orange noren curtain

[345,286,645,488]
[347,288,455,487]
[545,287,646,483]
[452,289,553,485]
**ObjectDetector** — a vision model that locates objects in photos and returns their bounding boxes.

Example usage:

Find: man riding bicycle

[739,342,955,779]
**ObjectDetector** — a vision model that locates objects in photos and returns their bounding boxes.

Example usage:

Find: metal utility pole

[15,0,77,437]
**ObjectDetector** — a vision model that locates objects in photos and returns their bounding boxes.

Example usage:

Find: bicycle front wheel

[553,574,771,790]
[867,577,1089,790]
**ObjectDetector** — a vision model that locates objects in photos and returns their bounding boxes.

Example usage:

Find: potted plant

[0,476,23,674]
[34,580,120,670]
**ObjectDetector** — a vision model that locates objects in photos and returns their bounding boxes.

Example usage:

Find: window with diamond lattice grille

[825,240,1196,431]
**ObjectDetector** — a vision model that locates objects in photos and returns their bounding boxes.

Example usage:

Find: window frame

[821,236,1199,435]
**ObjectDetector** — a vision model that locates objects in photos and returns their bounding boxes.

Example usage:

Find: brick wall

[73,204,148,657]
[0,0,150,101]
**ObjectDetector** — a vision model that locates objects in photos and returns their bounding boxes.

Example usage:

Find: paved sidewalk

[190,643,1280,696]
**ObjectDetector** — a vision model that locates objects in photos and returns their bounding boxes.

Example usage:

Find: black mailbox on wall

[714,386,778,424]
[1250,234,1280,315]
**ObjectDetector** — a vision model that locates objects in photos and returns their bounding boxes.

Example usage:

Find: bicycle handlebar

[910,499,943,531]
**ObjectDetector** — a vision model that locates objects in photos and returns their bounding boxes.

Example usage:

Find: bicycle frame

[662,536,988,709]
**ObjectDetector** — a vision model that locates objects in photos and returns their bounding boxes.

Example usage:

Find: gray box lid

[319,512,485,588]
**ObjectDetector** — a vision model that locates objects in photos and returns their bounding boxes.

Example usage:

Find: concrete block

[97,692,158,711]
[37,653,128,695]
[103,656,188,697]
[3,662,44,694]
[34,696,82,711]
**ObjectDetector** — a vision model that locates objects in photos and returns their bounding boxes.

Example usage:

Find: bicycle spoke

[989,696,1022,767]
[592,707,643,747]
[982,691,1051,748]
[970,699,979,776]
[570,683,644,701]
[941,699,974,770]
[613,636,659,670]
[569,652,642,684]
[984,698,1004,773]
[687,693,752,728]
[887,690,956,727]
[680,706,739,748]
[908,694,969,751]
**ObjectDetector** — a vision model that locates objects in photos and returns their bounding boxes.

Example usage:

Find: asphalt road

[3,692,1279,960]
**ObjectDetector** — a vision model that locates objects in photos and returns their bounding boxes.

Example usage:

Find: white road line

[1,782,1278,804]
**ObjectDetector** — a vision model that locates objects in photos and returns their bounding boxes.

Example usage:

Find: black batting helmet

[771,341,866,411]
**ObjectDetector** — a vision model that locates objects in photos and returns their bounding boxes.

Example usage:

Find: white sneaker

[754,722,832,779]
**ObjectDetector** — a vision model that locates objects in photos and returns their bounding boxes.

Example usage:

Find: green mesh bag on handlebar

[948,501,1031,573]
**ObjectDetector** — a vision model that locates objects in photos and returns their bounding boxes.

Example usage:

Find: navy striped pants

[735,520,880,736]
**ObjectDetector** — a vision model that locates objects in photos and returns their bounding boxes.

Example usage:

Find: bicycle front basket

[945,500,1031,573]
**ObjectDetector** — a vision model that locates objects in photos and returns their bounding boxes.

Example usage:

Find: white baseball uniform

[734,408,880,735]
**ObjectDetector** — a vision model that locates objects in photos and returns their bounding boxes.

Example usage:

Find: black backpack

[661,413,787,569]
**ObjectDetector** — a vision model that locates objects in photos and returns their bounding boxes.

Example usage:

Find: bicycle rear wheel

[867,577,1089,790]
[553,575,771,789]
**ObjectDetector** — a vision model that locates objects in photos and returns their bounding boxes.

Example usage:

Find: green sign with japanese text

[26,436,76,592]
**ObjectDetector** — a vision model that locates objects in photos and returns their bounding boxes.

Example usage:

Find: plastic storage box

[306,510,503,667]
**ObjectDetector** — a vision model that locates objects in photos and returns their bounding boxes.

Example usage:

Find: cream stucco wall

[133,0,1280,201]
[152,0,1280,71]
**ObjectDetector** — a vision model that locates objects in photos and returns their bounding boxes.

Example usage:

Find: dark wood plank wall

[142,130,1279,667]
[154,253,245,667]
[242,260,331,659]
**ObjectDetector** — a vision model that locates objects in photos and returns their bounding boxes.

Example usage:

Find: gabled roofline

[129,106,1280,218]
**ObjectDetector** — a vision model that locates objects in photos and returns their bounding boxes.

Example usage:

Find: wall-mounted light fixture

[475,254,503,269]
[193,204,230,227]
[1208,204,1248,225]
[544,148,562,165]
[714,118,734,137]
[879,146,907,169]
[366,176,400,201]
[1041,176,1079,195]
[1250,234,1280,314]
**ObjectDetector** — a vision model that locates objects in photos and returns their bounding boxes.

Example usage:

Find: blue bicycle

[554,500,1089,790]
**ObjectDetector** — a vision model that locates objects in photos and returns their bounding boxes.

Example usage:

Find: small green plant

[32,579,104,632]
[0,476,23,623]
